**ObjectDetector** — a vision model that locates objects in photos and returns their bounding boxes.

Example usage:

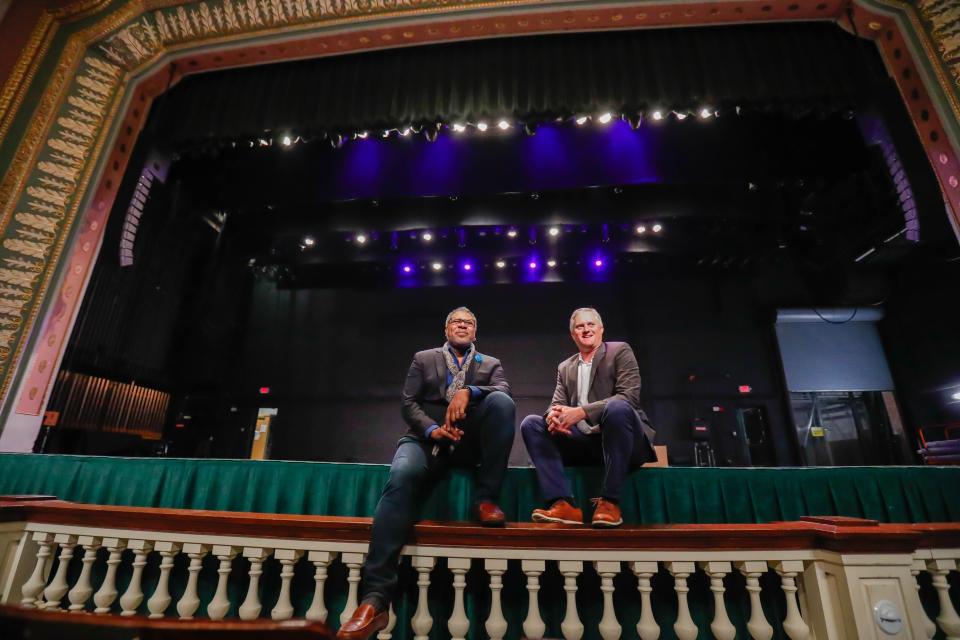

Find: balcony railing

[0,496,957,639]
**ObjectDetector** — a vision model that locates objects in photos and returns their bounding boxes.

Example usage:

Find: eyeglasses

[447,318,476,328]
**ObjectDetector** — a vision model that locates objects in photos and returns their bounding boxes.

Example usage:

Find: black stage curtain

[153,22,885,143]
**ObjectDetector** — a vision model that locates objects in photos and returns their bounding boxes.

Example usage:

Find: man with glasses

[338,307,515,640]
[521,307,656,528]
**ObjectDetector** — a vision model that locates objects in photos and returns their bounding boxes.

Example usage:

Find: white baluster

[42,534,77,610]
[631,561,660,640]
[911,558,937,640]
[119,539,153,616]
[522,560,546,640]
[306,551,336,622]
[559,560,584,640]
[21,532,54,608]
[737,561,773,640]
[176,543,209,619]
[700,561,735,640]
[239,546,271,620]
[340,552,366,625]
[448,558,471,640]
[378,604,398,640]
[667,562,698,640]
[411,556,436,640]
[147,541,180,618]
[927,558,960,638]
[207,545,238,620]
[594,561,622,640]
[773,561,810,640]
[485,559,509,640]
[93,537,127,614]
[68,536,102,612]
[272,549,303,620]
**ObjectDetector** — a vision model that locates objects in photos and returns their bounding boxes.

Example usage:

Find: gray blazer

[549,341,656,444]
[401,346,511,439]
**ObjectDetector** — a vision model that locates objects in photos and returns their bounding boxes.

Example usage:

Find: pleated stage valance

[1,454,956,524]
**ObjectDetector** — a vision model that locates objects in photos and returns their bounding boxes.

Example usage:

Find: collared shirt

[576,353,599,434]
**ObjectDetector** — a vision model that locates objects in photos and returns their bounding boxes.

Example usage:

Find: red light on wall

[738,385,752,394]
[259,386,271,395]
[174,423,185,429]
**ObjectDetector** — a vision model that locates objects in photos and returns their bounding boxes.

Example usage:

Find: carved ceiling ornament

[0,0,957,411]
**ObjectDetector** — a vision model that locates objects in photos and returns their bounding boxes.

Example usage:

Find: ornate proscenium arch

[0,0,958,448]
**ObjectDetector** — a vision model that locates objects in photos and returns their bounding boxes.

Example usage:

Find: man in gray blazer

[521,307,655,527]
[338,307,515,640]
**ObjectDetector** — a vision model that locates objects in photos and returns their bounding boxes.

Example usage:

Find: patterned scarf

[442,341,476,402]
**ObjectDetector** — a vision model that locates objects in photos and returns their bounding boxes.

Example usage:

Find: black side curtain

[153,21,885,144]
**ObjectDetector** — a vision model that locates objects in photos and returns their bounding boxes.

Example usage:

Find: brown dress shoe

[531,499,584,525]
[590,498,623,528]
[336,604,389,640]
[475,500,506,527]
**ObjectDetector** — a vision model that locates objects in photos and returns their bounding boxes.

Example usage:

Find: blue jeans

[360,391,515,605]
[521,399,653,503]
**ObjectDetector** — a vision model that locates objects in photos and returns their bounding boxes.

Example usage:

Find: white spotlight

[452,123,466,133]
[598,112,613,124]
[495,260,506,269]
[506,229,518,238]
[421,232,433,242]
[382,130,391,138]
[356,131,368,139]
[477,122,489,132]
[281,135,293,146]
[952,391,960,400]
[652,223,663,233]
[675,112,688,121]
[431,262,444,271]
[575,115,588,126]
[548,227,560,237]
[547,259,557,268]
[400,128,412,137]
[355,234,367,245]
[700,107,714,119]
[497,120,511,130]
[303,236,315,246]
[635,225,647,234]
[652,111,664,121]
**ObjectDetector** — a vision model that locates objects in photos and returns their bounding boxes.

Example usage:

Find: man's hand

[430,423,463,442]
[445,388,471,426]
[547,405,587,436]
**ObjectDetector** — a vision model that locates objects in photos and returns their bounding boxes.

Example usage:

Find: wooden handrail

[1,497,957,554]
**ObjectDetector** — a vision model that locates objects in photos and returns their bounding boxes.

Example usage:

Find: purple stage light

[594,259,604,268]
[528,261,538,270]
[462,262,473,272]
[401,264,413,274]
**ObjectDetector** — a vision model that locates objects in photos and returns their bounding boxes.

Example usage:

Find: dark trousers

[520,399,653,503]
[360,391,515,605]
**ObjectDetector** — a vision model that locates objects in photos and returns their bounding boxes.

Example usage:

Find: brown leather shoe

[590,498,623,528]
[336,604,388,640]
[475,501,506,527]
[531,499,583,525]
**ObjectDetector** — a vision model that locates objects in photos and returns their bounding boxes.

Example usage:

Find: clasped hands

[430,389,471,443]
[547,405,587,436]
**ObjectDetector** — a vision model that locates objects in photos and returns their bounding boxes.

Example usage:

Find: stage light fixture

[652,223,663,233]
[400,128,412,137]
[453,123,466,133]
[356,131,369,139]
[652,110,664,121]
[497,120,511,130]
[548,227,560,237]
[699,107,714,119]
[462,262,473,272]
[495,260,506,269]
[952,391,960,400]
[477,122,489,132]
[635,225,647,234]
[282,135,293,146]
[523,123,537,136]
[625,113,642,129]
[506,229,518,238]
[382,130,391,138]
[431,262,444,271]
[598,112,613,124]
[528,261,538,270]
[575,115,588,126]
[330,134,344,149]
[355,233,367,245]
[303,236,315,247]
[675,112,688,121]
[421,231,433,242]
[547,259,557,268]
[402,264,413,274]
[594,259,604,268]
